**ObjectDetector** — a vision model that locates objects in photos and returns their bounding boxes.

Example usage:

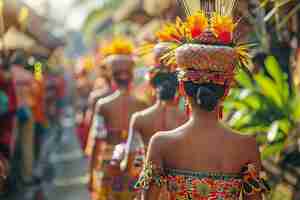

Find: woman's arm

[121,113,140,170]
[139,134,165,200]
[89,104,108,191]
[84,94,99,156]
[89,139,104,189]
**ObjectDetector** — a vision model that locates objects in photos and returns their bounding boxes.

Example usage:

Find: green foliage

[81,0,125,42]
[225,56,300,159]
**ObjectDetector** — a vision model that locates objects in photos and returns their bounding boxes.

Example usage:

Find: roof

[2,1,64,51]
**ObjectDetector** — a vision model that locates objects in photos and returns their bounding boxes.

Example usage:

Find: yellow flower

[83,56,94,71]
[101,37,134,57]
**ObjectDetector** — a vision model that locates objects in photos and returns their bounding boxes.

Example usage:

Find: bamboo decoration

[180,0,237,17]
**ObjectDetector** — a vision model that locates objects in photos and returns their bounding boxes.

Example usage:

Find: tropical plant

[78,0,125,41]
[260,0,300,32]
[224,56,300,159]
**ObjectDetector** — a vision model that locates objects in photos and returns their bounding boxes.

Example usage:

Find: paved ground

[9,106,90,200]
[42,107,90,200]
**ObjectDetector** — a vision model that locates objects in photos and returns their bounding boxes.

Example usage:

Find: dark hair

[150,72,178,101]
[184,82,225,112]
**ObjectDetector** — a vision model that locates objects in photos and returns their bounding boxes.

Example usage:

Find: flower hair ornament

[100,36,136,71]
[137,29,181,104]
[153,0,253,118]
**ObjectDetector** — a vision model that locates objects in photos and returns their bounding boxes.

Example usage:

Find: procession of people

[2,0,300,200]
[80,1,272,199]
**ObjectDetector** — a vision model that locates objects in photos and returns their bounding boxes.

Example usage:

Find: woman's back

[136,120,266,200]
[98,92,147,145]
[134,104,186,145]
[153,121,259,174]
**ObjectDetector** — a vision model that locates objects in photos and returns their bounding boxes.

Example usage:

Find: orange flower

[186,11,208,39]
[211,13,236,44]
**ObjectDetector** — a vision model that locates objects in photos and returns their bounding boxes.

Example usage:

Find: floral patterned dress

[91,114,144,200]
[135,162,270,200]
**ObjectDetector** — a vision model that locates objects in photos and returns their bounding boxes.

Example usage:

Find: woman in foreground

[135,1,270,199]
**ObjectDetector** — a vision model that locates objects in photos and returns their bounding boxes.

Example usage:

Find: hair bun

[195,86,219,112]
[158,80,177,100]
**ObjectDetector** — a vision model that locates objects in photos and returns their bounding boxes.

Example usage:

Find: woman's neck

[117,87,131,96]
[190,107,220,129]
[156,99,176,109]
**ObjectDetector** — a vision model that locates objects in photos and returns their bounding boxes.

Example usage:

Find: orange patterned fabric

[135,162,270,200]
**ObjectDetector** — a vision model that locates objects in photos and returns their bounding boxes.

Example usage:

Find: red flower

[218,32,232,44]
[191,26,203,38]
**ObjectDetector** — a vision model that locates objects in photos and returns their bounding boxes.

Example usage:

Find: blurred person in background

[74,61,93,150]
[122,43,187,200]
[84,62,114,155]
[0,62,17,196]
[89,37,147,200]
[10,51,35,185]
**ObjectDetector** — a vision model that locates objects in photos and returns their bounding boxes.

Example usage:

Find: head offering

[155,0,251,117]
[101,37,135,88]
[139,33,180,101]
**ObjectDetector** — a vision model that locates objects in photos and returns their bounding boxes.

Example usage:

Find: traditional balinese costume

[90,38,145,200]
[136,1,270,199]
[123,41,182,200]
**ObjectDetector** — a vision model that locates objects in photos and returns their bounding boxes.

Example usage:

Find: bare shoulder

[88,89,110,106]
[135,104,158,121]
[150,125,186,151]
[95,92,119,113]
[130,110,145,128]
[220,123,257,146]
[148,131,171,156]
[224,128,260,164]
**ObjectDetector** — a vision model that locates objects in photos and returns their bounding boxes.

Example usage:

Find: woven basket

[153,42,173,64]
[104,55,135,71]
[175,43,238,72]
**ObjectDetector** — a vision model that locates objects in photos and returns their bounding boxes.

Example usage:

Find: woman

[136,2,270,200]
[122,43,187,200]
[122,43,187,171]
[89,37,147,200]
[84,63,113,156]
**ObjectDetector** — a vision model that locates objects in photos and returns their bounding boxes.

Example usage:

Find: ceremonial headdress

[101,37,136,71]
[155,0,251,116]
